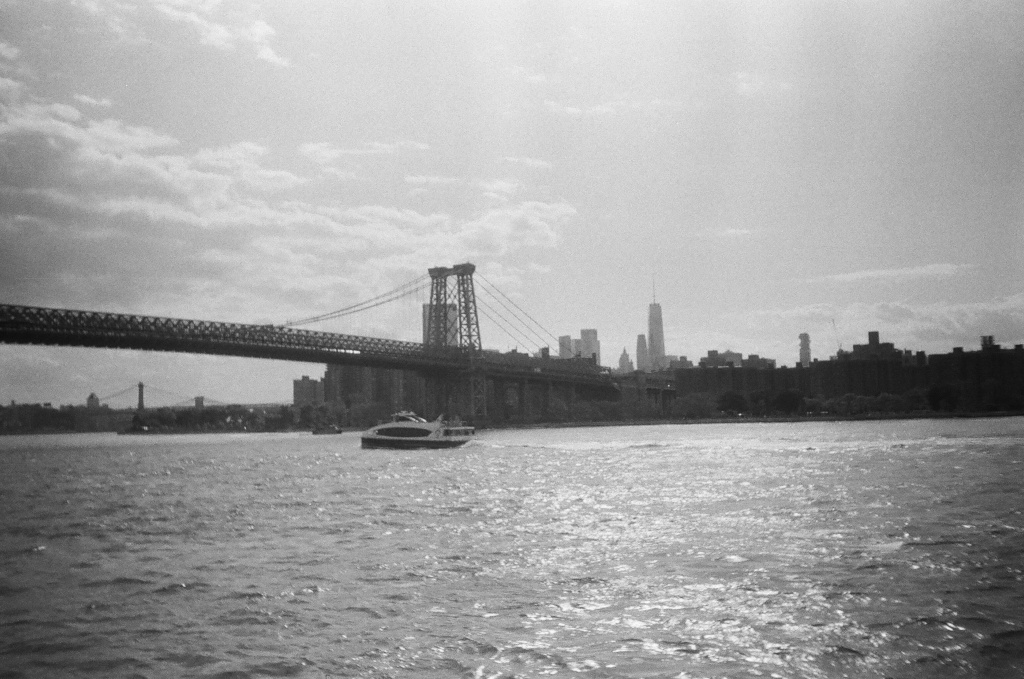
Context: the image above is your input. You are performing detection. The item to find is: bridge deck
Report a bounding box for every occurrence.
[0,304,615,388]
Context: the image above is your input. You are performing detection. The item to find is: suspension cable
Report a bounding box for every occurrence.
[477,304,532,353]
[97,385,138,401]
[476,275,557,349]
[145,384,203,402]
[476,295,540,352]
[284,275,431,326]
[483,274,561,345]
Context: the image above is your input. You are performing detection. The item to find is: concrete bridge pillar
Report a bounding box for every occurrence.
[492,378,511,424]
[518,380,530,422]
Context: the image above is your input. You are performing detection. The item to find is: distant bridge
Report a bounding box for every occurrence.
[0,264,618,421]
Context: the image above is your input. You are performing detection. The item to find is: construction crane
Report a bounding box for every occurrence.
[831,318,844,355]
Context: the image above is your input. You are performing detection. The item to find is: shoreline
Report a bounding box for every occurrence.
[4,410,1022,436]
[483,410,1024,431]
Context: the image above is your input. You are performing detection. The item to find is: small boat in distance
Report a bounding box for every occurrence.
[360,411,475,449]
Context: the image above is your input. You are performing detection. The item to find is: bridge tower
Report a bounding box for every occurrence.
[424,263,486,420]
[426,263,481,351]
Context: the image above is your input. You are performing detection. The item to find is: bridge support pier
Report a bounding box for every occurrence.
[469,369,487,422]
[518,380,530,422]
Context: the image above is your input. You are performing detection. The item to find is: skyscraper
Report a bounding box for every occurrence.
[558,335,573,358]
[648,303,666,370]
[636,334,650,372]
[799,333,811,367]
[422,303,458,346]
[618,348,634,373]
[580,329,600,365]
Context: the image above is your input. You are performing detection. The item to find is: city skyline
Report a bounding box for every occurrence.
[1,1,1022,405]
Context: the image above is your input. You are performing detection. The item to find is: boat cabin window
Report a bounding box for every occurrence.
[375,427,431,438]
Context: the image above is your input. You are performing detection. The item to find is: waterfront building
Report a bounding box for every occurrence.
[699,349,744,368]
[580,329,600,365]
[648,303,666,370]
[293,375,324,407]
[799,333,811,368]
[669,356,694,369]
[86,392,100,409]
[743,354,777,369]
[636,334,650,372]
[842,331,903,361]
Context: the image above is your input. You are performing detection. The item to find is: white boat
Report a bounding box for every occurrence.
[360,411,475,449]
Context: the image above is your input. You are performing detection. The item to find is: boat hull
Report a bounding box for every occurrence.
[360,436,471,449]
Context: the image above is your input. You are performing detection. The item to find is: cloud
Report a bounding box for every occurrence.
[67,0,289,66]
[462,201,574,255]
[155,6,289,65]
[0,42,20,61]
[74,94,113,108]
[1,102,178,153]
[477,179,519,203]
[0,100,315,313]
[254,44,288,67]
[300,140,430,161]
[818,263,971,284]
[299,141,431,182]
[299,142,344,165]
[405,175,461,186]
[1,96,573,333]
[544,98,689,119]
[545,100,584,117]
[323,167,359,181]
[504,156,552,170]
[0,77,22,100]
[193,141,305,192]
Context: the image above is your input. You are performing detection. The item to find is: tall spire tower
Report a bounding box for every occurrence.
[648,302,665,371]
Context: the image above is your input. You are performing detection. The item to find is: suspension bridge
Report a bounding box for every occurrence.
[0,263,618,422]
[92,383,232,410]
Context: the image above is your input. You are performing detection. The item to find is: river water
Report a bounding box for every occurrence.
[1,418,1023,678]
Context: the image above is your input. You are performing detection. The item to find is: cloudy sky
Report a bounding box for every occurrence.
[2,0,1022,407]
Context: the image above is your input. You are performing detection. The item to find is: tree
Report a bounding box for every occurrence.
[671,393,715,419]
[772,390,804,416]
[900,388,929,412]
[927,383,961,412]
[717,391,748,415]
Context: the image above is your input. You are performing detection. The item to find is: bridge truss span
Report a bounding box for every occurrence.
[0,304,470,371]
[1,263,621,422]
